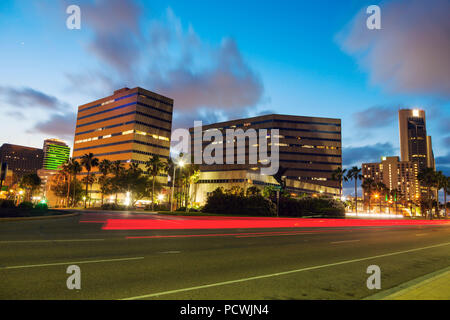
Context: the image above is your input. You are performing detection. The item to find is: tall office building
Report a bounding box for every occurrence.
[43,139,70,170]
[73,87,173,192]
[398,109,435,171]
[188,114,342,203]
[0,143,44,182]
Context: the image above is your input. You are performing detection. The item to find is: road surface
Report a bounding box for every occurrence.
[0,211,449,300]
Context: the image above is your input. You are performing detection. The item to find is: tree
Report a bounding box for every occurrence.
[362,178,376,212]
[417,168,437,219]
[390,188,400,214]
[110,160,124,204]
[246,186,261,196]
[346,166,362,213]
[181,161,200,210]
[19,173,41,202]
[331,167,348,197]
[98,159,112,205]
[373,182,387,213]
[65,158,82,207]
[436,171,448,219]
[145,155,167,211]
[80,153,99,208]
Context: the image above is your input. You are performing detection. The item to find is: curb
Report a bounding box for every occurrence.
[0,212,80,222]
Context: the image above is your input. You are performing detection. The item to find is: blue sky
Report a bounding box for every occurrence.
[0,0,449,186]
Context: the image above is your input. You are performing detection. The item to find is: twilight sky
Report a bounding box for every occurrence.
[0,0,449,191]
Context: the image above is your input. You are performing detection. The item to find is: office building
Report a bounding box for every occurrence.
[188,114,342,203]
[43,139,70,170]
[0,143,44,184]
[72,87,173,202]
[398,109,435,171]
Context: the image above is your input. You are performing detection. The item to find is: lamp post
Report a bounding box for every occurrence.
[170,159,185,212]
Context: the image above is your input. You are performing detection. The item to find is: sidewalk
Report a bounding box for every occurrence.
[366,266,450,300]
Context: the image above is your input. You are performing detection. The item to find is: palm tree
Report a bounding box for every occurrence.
[373,182,387,213]
[362,178,375,212]
[346,166,362,214]
[80,153,99,208]
[60,161,72,207]
[417,168,437,219]
[436,171,448,219]
[65,158,82,207]
[98,159,112,205]
[390,188,400,214]
[145,155,166,211]
[110,160,124,204]
[331,167,348,197]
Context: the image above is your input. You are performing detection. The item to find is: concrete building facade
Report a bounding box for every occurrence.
[72,87,173,203]
[187,114,342,203]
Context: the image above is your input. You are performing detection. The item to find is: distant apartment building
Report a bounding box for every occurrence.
[362,156,420,202]
[72,87,173,202]
[188,114,342,203]
[398,109,435,171]
[0,143,44,185]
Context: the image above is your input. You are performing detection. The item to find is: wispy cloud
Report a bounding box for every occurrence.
[353,105,397,129]
[66,2,264,115]
[28,112,77,142]
[337,0,450,98]
[0,86,69,111]
[343,142,396,167]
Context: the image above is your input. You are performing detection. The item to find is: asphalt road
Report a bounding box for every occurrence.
[0,211,449,300]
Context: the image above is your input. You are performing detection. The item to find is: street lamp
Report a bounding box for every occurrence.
[170,159,185,212]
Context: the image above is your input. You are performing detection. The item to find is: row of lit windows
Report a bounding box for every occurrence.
[75,130,169,144]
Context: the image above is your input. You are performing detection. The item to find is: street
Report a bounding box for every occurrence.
[0,211,449,300]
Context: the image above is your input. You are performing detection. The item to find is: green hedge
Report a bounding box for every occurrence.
[202,191,276,216]
[279,197,345,218]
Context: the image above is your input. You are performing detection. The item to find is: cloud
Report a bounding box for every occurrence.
[343,142,396,166]
[353,105,397,129]
[80,0,142,74]
[0,86,69,111]
[436,152,450,176]
[68,3,264,112]
[28,112,77,142]
[337,0,450,98]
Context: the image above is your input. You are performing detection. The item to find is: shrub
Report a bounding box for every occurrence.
[101,203,128,211]
[0,200,16,208]
[18,201,34,209]
[203,189,276,216]
[34,202,48,211]
[279,197,345,218]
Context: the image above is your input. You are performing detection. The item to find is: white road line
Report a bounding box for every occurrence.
[330,240,361,244]
[0,239,105,244]
[120,241,450,300]
[2,256,144,270]
[159,251,181,254]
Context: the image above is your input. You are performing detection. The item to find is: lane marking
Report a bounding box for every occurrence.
[415,233,428,236]
[120,241,450,300]
[2,256,144,270]
[0,239,105,244]
[159,251,181,254]
[330,240,361,244]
